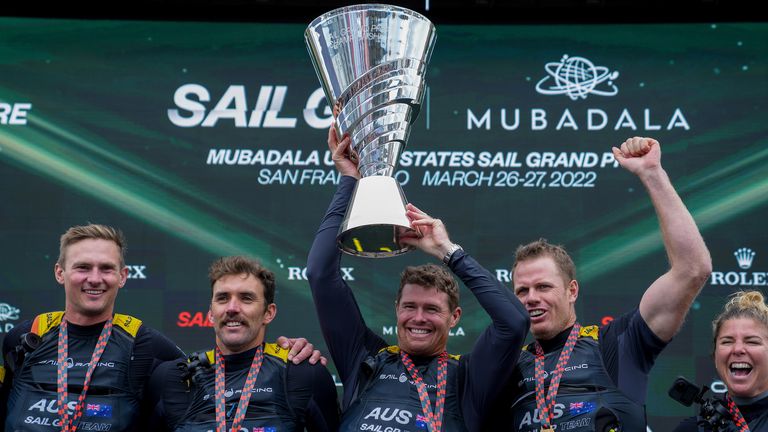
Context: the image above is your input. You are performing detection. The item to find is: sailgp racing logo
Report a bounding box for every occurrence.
[711,247,765,287]
[0,302,20,333]
[536,55,619,100]
[0,303,20,321]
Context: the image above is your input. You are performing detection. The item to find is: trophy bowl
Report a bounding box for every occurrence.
[306,4,436,257]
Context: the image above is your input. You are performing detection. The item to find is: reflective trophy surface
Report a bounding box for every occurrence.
[305,4,436,257]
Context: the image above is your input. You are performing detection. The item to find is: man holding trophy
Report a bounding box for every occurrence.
[305,5,530,431]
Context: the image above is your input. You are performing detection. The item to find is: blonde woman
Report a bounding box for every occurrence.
[675,290,768,431]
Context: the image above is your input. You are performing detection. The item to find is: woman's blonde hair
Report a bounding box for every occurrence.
[712,290,768,345]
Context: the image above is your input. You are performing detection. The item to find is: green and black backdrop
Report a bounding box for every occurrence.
[1,18,766,430]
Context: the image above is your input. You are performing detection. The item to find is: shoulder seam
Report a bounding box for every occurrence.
[113,313,143,337]
[579,324,599,341]
[32,311,64,336]
[264,343,289,363]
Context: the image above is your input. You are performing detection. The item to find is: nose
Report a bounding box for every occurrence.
[85,268,103,284]
[524,289,540,305]
[411,307,428,323]
[732,340,747,355]
[225,298,242,315]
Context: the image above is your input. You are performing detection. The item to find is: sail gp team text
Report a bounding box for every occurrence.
[208,149,619,188]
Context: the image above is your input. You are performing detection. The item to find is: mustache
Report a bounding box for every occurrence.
[214,315,249,326]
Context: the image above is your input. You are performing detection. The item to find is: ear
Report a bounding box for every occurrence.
[568,279,579,303]
[118,266,129,288]
[207,309,214,324]
[54,263,65,284]
[449,307,462,328]
[262,303,277,326]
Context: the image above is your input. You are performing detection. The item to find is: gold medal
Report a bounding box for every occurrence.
[540,427,555,432]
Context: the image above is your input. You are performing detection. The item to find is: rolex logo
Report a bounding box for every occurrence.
[734,248,755,270]
[711,248,765,287]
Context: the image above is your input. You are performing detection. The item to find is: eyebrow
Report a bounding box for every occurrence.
[72,261,117,268]
[213,290,259,297]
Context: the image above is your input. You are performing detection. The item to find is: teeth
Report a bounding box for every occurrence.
[410,329,429,334]
[225,322,242,327]
[85,290,104,295]
[529,310,544,317]
[730,362,753,377]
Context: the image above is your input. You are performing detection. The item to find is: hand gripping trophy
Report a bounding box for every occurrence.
[305,4,436,257]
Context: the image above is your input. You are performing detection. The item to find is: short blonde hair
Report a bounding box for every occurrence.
[512,238,576,283]
[58,224,126,267]
[712,290,768,345]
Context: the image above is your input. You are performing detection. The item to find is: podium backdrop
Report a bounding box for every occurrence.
[1,17,766,429]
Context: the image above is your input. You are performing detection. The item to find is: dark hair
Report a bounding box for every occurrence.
[397,263,459,311]
[208,256,276,306]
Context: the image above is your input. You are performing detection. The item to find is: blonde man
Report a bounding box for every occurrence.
[1,224,184,431]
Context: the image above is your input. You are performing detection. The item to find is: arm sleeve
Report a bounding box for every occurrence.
[306,177,387,387]
[452,251,530,431]
[146,359,189,432]
[600,308,667,404]
[286,362,341,432]
[132,326,186,428]
[0,320,32,423]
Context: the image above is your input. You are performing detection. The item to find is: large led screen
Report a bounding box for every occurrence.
[1,18,766,429]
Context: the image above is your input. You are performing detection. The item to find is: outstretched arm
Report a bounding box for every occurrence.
[306,126,384,385]
[614,137,712,342]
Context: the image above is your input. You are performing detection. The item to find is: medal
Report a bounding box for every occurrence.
[57,318,114,432]
[401,351,449,432]
[533,324,581,432]
[214,345,264,432]
[725,394,750,432]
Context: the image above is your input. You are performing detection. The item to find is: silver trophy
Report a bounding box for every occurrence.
[305,4,436,257]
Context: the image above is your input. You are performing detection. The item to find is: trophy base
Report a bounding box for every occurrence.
[338,176,414,258]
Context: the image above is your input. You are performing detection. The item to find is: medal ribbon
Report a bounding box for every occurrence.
[725,394,750,432]
[57,318,113,432]
[214,345,264,432]
[533,323,581,431]
[400,351,448,432]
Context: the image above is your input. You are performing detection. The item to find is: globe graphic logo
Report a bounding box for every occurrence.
[536,55,619,100]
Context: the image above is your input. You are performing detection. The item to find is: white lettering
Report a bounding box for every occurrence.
[463,108,689,132]
[201,85,248,127]
[287,267,354,281]
[500,108,520,130]
[587,109,607,130]
[262,86,297,128]
[614,109,637,130]
[531,109,547,130]
[644,108,662,130]
[0,103,32,125]
[467,108,491,130]
[303,87,333,129]
[556,108,578,130]
[667,108,690,130]
[167,84,209,127]
[496,269,511,282]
